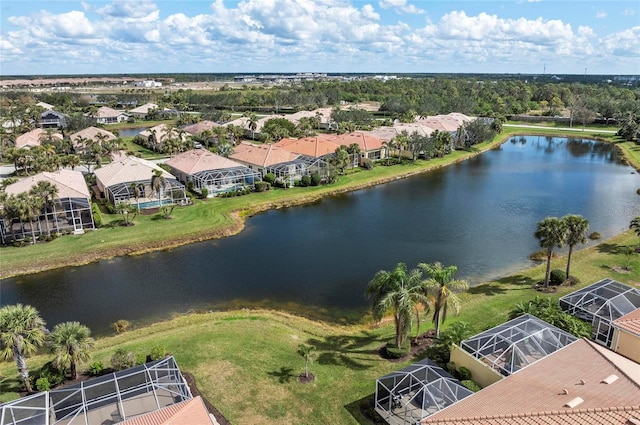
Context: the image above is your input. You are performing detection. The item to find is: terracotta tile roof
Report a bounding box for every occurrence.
[128,103,158,115]
[334,132,384,151]
[422,339,640,424]
[94,106,127,118]
[274,136,341,158]
[613,308,640,337]
[230,141,299,168]
[139,124,186,142]
[183,120,220,135]
[119,396,215,425]
[5,169,90,199]
[69,126,117,146]
[94,156,176,186]
[15,128,62,148]
[166,149,246,174]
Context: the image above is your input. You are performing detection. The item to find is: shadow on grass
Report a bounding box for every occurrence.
[597,243,624,255]
[344,393,387,425]
[306,330,385,371]
[468,275,536,297]
[266,366,295,384]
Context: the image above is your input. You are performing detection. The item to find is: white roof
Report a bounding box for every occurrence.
[94,156,176,187]
[5,169,90,199]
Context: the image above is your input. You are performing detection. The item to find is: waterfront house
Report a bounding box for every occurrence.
[91,106,130,124]
[69,126,117,151]
[15,128,63,149]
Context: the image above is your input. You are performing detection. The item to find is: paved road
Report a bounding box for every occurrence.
[504,123,617,133]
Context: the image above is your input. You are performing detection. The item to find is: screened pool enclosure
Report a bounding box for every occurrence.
[460,314,577,376]
[189,166,261,196]
[0,356,192,425]
[559,278,640,347]
[375,358,473,425]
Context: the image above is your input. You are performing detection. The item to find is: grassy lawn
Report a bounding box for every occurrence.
[2,125,633,279]
[1,230,638,423]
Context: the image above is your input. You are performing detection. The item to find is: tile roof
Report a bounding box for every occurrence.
[166,149,247,174]
[274,136,341,158]
[128,103,158,115]
[613,307,640,337]
[183,120,220,135]
[5,169,90,199]
[15,128,62,148]
[94,156,176,187]
[333,132,384,151]
[119,396,215,425]
[94,106,127,118]
[422,339,640,425]
[139,124,186,142]
[230,141,299,168]
[69,126,117,146]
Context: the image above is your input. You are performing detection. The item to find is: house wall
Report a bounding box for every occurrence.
[450,345,503,389]
[612,328,640,363]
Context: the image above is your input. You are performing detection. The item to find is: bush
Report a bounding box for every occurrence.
[384,343,410,359]
[36,377,51,392]
[300,175,312,187]
[254,181,270,192]
[461,379,482,392]
[361,158,374,170]
[88,361,104,376]
[457,366,472,381]
[112,319,131,334]
[528,250,548,261]
[135,353,147,365]
[589,232,601,240]
[310,172,322,186]
[111,348,136,371]
[549,269,566,286]
[263,173,276,184]
[200,188,209,199]
[149,345,167,361]
[37,361,65,387]
[91,202,103,228]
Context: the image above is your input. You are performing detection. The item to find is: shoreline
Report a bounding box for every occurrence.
[0,129,632,279]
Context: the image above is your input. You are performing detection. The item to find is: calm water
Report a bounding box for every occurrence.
[117,127,149,138]
[1,136,638,335]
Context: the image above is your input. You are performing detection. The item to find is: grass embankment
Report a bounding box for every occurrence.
[0,125,628,279]
[0,231,638,423]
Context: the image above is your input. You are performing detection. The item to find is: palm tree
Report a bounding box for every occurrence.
[150,169,167,207]
[630,216,640,247]
[246,112,258,140]
[562,214,589,278]
[366,263,427,348]
[297,344,316,379]
[534,217,568,290]
[48,321,95,380]
[419,262,468,338]
[0,304,47,393]
[29,181,59,236]
[15,192,44,242]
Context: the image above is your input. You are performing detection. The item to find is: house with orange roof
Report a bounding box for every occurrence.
[183,120,221,136]
[1,169,95,243]
[274,136,342,158]
[14,128,63,149]
[166,149,260,197]
[419,338,640,425]
[612,307,640,363]
[333,132,386,161]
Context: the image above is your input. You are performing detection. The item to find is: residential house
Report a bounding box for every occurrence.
[91,106,130,124]
[611,307,640,363]
[420,339,640,425]
[69,126,117,152]
[128,102,159,119]
[165,149,261,197]
[35,101,54,110]
[0,169,95,243]
[183,120,221,136]
[15,128,62,149]
[274,136,342,159]
[94,155,187,209]
[39,110,66,128]
[138,124,188,147]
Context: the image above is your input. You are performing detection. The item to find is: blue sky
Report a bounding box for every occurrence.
[0,0,638,75]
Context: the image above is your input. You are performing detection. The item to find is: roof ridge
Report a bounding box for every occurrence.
[582,339,640,387]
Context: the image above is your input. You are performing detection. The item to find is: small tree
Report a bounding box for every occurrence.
[630,216,640,247]
[562,214,589,278]
[534,217,568,291]
[297,344,316,379]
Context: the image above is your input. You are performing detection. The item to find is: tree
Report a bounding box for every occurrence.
[297,344,316,379]
[332,146,351,173]
[562,214,589,278]
[630,216,640,247]
[14,192,44,242]
[29,181,59,236]
[48,321,95,380]
[534,217,568,291]
[0,304,47,393]
[150,169,167,207]
[366,263,427,348]
[419,262,468,338]
[116,202,137,226]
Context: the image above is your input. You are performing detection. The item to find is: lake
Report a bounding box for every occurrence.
[1,136,638,335]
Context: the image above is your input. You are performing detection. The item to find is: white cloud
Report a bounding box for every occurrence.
[379,0,424,14]
[96,0,158,19]
[596,10,607,18]
[622,8,635,16]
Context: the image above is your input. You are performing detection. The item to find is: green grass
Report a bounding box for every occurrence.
[1,231,638,423]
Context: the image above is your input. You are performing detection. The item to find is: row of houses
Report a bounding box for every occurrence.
[376,278,640,425]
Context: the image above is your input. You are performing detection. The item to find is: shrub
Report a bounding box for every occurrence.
[528,250,548,261]
[36,377,51,392]
[457,367,472,381]
[549,269,566,286]
[589,232,601,240]
[361,158,374,170]
[91,202,103,228]
[149,345,167,361]
[88,361,104,376]
[200,188,209,199]
[111,348,136,371]
[461,379,482,392]
[37,361,65,387]
[112,319,131,334]
[254,181,270,192]
[263,173,276,184]
[300,175,311,187]
[384,343,409,359]
[135,353,147,365]
[310,172,322,186]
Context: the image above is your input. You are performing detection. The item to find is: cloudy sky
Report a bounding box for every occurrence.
[1,0,638,76]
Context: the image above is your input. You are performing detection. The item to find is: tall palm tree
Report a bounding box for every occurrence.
[150,169,167,207]
[562,214,589,278]
[29,181,59,236]
[15,192,44,242]
[0,304,47,393]
[630,216,640,247]
[366,263,427,348]
[534,217,568,290]
[48,321,95,380]
[419,262,468,337]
